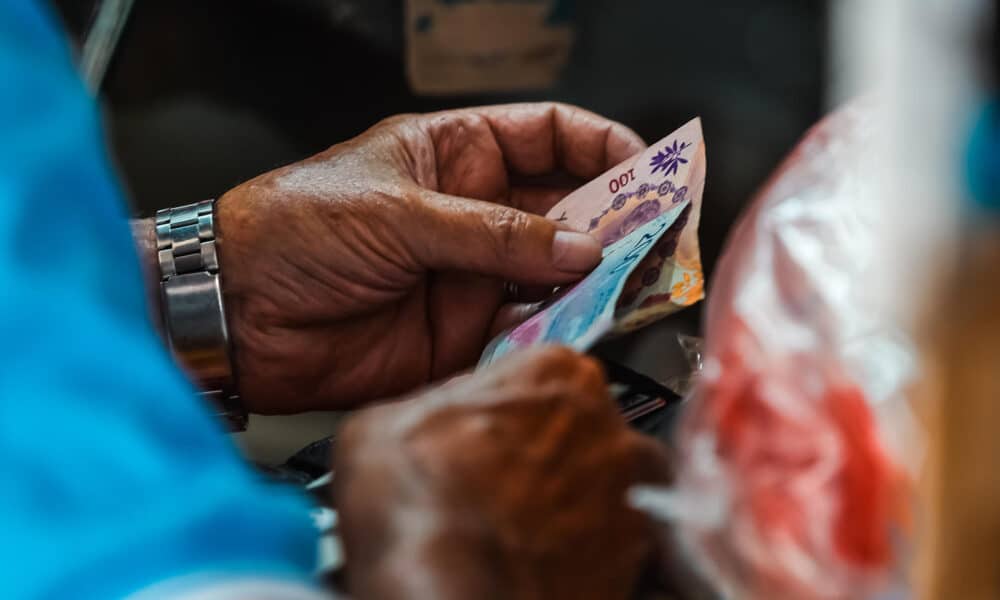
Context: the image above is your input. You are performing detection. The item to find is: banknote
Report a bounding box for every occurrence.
[479,200,691,367]
[546,118,706,332]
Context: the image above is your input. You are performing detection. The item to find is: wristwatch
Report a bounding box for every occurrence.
[156,200,248,431]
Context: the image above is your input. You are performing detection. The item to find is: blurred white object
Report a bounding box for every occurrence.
[633,3,995,598]
[80,0,135,93]
[635,102,918,600]
[830,0,988,318]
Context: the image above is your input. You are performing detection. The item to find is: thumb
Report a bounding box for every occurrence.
[410,191,602,285]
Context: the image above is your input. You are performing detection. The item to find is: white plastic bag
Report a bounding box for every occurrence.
[634,104,917,600]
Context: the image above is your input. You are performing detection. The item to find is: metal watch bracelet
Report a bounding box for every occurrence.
[156,199,247,431]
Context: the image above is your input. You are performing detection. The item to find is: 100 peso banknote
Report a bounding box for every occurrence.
[546,117,706,332]
[478,119,706,366]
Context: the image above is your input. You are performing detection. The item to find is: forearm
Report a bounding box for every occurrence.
[130,217,166,336]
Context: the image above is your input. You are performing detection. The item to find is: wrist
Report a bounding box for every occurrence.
[213,192,252,405]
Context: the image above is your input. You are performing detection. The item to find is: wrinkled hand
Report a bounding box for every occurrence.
[216,103,645,413]
[333,347,672,600]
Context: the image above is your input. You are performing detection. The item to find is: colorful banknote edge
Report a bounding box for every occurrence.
[614,144,706,332]
[544,118,706,332]
[478,200,690,368]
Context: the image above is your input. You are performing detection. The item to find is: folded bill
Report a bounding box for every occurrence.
[478,118,706,367]
[546,117,706,332]
[479,200,690,367]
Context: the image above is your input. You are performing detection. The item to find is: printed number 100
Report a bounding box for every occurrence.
[608,169,635,193]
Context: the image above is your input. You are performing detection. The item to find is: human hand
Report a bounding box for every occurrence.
[215,103,645,413]
[332,346,672,600]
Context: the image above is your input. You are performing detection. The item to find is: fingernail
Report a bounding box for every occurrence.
[552,231,602,272]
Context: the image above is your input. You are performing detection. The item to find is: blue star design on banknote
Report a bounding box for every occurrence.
[649,139,691,176]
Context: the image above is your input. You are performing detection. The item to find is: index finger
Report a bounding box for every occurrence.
[426,102,646,180]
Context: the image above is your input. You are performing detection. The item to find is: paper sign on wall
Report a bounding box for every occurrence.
[405,0,575,95]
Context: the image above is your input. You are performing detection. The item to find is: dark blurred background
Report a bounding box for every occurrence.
[51,0,827,454]
[52,0,827,286]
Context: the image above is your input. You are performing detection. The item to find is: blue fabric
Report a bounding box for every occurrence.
[0,2,318,598]
[966,99,1000,213]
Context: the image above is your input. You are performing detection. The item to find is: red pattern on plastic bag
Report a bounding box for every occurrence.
[674,104,911,600]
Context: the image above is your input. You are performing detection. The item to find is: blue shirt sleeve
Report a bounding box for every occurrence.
[0,2,319,598]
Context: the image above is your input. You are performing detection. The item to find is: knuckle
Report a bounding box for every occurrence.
[425,112,483,153]
[545,101,590,124]
[574,354,607,392]
[399,186,430,214]
[545,100,574,114]
[626,433,675,483]
[332,421,368,475]
[536,100,576,113]
[377,112,420,130]
[487,207,532,256]
[549,354,610,418]
[525,345,577,374]
[536,344,576,362]
[528,347,607,399]
[337,404,401,456]
[336,412,373,455]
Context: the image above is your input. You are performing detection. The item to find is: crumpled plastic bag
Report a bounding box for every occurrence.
[632,103,917,600]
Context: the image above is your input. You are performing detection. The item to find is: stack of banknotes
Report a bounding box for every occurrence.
[479,118,706,367]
